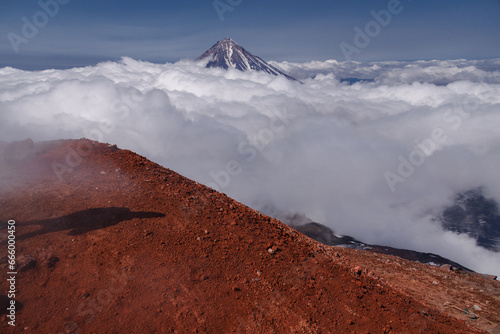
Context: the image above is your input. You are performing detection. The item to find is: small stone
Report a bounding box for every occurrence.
[473,305,482,311]
[267,248,275,255]
[18,255,37,272]
[481,273,497,280]
[440,264,452,271]
[47,254,59,268]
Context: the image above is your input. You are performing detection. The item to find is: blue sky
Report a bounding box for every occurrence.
[1,0,499,69]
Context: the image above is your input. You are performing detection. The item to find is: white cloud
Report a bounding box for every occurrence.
[1,57,500,276]
[272,58,500,85]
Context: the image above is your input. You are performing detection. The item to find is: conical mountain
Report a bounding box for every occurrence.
[197,38,298,81]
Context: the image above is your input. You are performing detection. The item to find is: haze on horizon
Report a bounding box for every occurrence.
[0,0,499,70]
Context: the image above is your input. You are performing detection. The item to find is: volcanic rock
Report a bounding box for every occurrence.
[0,139,497,333]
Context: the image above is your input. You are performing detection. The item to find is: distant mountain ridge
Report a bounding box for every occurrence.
[438,187,500,252]
[271,211,472,271]
[197,38,299,81]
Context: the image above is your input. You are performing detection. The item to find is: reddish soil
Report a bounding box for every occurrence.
[0,139,497,333]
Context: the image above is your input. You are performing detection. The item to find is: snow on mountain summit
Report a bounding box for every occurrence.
[197,38,298,81]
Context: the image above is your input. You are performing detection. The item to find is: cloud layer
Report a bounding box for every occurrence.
[1,57,500,275]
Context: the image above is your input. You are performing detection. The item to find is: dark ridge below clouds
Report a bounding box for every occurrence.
[1,57,500,275]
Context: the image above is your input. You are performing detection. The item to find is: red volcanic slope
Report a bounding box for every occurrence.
[0,139,494,333]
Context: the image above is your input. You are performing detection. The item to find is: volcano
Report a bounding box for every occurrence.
[197,38,299,81]
[0,139,498,333]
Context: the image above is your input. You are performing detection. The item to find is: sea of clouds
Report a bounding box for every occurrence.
[1,57,500,275]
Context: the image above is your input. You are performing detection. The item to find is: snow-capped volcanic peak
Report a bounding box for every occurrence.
[197,38,298,81]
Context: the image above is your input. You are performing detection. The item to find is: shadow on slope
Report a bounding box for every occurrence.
[2,207,165,242]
